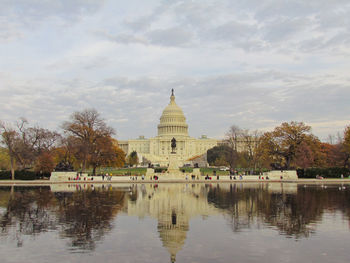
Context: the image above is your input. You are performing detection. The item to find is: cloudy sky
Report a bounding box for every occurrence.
[0,0,349,141]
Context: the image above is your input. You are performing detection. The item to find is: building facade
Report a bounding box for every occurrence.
[118,90,218,166]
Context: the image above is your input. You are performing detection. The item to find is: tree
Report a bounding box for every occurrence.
[114,146,126,168]
[53,136,79,169]
[0,147,11,170]
[19,125,60,169]
[260,121,312,169]
[127,151,139,167]
[294,141,315,169]
[1,119,60,178]
[210,127,263,170]
[62,109,115,171]
[241,129,263,170]
[35,152,55,174]
[342,126,350,168]
[89,136,126,175]
[225,125,242,152]
[207,145,231,166]
[0,121,18,179]
[214,155,229,167]
[224,125,242,168]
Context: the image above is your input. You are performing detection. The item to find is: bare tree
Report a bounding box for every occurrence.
[224,125,242,169]
[327,134,335,145]
[15,119,61,169]
[242,129,262,170]
[1,119,61,178]
[225,125,242,152]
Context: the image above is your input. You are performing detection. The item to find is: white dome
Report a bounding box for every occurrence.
[158,90,188,137]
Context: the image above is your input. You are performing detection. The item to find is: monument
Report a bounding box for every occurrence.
[118,90,218,167]
[171,137,176,153]
[168,136,180,174]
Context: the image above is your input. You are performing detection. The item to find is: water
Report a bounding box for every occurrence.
[1,183,350,263]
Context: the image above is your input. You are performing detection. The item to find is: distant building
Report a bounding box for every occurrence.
[118,90,218,166]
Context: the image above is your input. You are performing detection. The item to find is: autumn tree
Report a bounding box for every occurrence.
[34,152,55,173]
[342,126,350,168]
[11,118,38,169]
[260,121,313,169]
[21,126,60,170]
[114,146,126,168]
[89,136,125,175]
[0,121,18,179]
[294,140,316,169]
[62,109,115,171]
[52,136,79,169]
[127,151,139,167]
[1,119,60,177]
[4,118,60,170]
[19,121,60,171]
[0,147,11,170]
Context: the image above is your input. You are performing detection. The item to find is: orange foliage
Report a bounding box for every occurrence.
[35,152,55,173]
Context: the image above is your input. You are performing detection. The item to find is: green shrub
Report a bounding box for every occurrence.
[154,167,168,173]
[297,167,350,178]
[0,170,50,180]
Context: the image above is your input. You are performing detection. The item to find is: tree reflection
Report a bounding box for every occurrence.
[55,188,125,250]
[207,184,350,238]
[0,186,125,250]
[1,187,56,235]
[1,182,350,257]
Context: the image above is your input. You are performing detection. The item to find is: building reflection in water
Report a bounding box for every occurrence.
[126,182,350,262]
[1,183,350,262]
[127,183,220,263]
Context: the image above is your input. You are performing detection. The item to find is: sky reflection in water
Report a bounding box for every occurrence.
[1,183,350,263]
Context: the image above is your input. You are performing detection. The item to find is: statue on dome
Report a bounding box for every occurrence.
[171,137,177,153]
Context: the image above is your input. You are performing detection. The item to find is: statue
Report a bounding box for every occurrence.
[54,160,74,171]
[171,137,176,153]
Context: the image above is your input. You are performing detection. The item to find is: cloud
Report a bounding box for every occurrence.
[0,0,349,142]
[0,0,105,19]
[84,0,350,57]
[147,27,193,46]
[263,17,311,42]
[94,30,148,45]
[0,0,105,41]
[207,21,259,50]
[1,69,349,140]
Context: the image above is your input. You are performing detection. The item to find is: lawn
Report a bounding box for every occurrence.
[91,167,230,176]
[90,167,147,176]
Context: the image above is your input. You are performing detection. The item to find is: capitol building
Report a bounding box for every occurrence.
[118,90,218,166]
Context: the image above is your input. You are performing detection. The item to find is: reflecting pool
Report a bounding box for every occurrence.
[1,183,350,262]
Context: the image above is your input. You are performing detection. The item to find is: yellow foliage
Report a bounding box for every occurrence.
[0,147,11,170]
